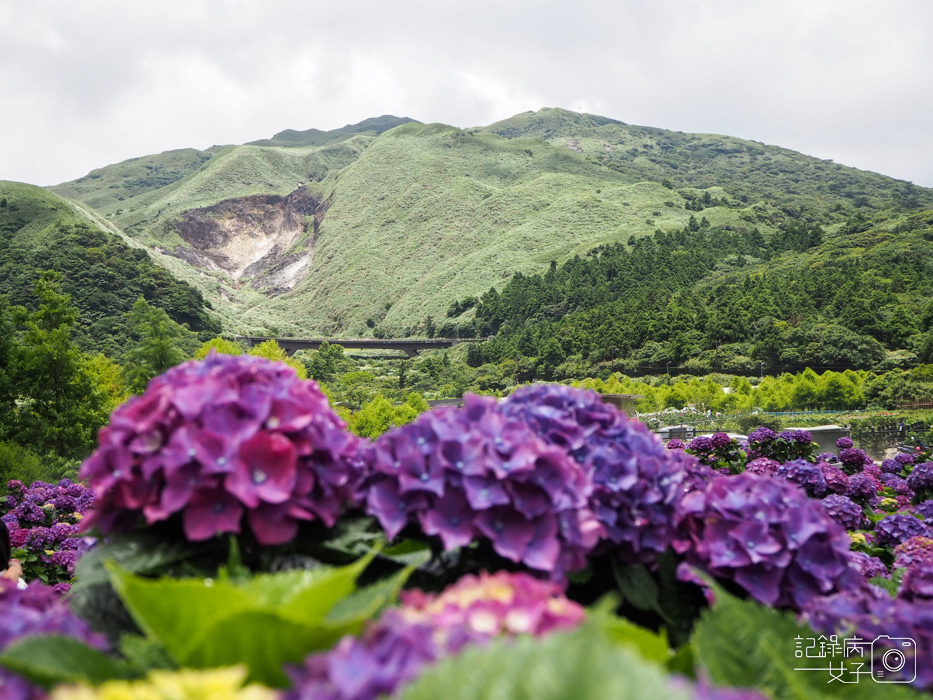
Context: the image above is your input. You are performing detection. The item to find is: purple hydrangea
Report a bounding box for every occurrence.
[848,550,889,580]
[499,384,701,565]
[804,587,933,690]
[881,459,902,475]
[894,536,933,569]
[914,500,933,521]
[666,439,686,450]
[710,432,732,449]
[673,473,860,610]
[285,571,585,700]
[817,463,849,495]
[836,436,854,449]
[908,462,933,493]
[874,514,932,548]
[838,448,870,474]
[846,474,880,505]
[362,393,602,578]
[688,436,714,452]
[817,452,839,464]
[80,352,362,546]
[0,580,107,699]
[896,452,916,466]
[777,460,827,497]
[744,458,780,477]
[821,495,866,531]
[900,559,933,602]
[747,427,776,444]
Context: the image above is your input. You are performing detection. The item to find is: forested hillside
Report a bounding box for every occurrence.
[458,208,933,378]
[0,181,220,356]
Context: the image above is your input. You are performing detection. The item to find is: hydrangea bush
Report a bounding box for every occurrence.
[79,352,362,546]
[0,479,95,585]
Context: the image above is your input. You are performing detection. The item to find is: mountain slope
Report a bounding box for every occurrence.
[48,109,933,338]
[246,114,419,148]
[0,181,220,356]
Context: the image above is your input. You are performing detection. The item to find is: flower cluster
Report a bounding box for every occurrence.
[900,559,933,602]
[285,571,585,700]
[908,462,933,499]
[1,479,95,585]
[847,551,888,581]
[0,580,107,700]
[804,587,933,690]
[686,433,746,475]
[821,495,865,531]
[499,384,701,564]
[673,473,860,610]
[874,514,931,548]
[776,460,826,498]
[894,536,933,569]
[80,352,362,546]
[362,393,601,578]
[745,428,815,463]
[838,448,872,475]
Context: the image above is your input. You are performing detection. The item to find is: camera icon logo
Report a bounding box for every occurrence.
[871,636,916,683]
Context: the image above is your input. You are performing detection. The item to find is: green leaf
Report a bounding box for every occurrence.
[0,634,132,689]
[611,561,666,619]
[594,613,671,664]
[107,562,255,662]
[325,562,418,627]
[399,619,692,700]
[71,531,203,592]
[183,609,346,687]
[693,589,925,700]
[117,634,177,674]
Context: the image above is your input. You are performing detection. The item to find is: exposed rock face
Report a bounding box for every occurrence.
[173,187,326,294]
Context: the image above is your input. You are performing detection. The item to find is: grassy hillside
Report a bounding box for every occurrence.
[0,181,220,356]
[246,115,419,148]
[48,109,933,338]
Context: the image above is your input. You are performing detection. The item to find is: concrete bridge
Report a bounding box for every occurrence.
[236,335,470,357]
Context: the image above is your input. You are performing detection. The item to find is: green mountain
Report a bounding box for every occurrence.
[46,109,933,343]
[0,181,220,357]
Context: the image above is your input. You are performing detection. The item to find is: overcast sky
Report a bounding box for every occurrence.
[2,0,932,188]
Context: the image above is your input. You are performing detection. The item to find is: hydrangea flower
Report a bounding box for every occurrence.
[896,452,916,466]
[874,514,931,548]
[0,580,107,700]
[777,460,826,497]
[913,500,933,521]
[666,439,686,450]
[821,495,865,531]
[836,436,854,449]
[285,571,585,700]
[688,436,714,452]
[908,462,933,496]
[804,587,933,690]
[817,463,849,495]
[80,352,362,546]
[848,550,888,580]
[673,473,859,610]
[881,459,902,475]
[817,452,839,464]
[362,393,602,578]
[746,428,814,463]
[894,536,933,570]
[710,432,732,449]
[499,384,700,565]
[900,559,933,602]
[838,448,871,474]
[846,474,880,505]
[744,458,779,477]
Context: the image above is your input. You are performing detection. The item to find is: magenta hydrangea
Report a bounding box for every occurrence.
[79,352,362,546]
[673,473,860,610]
[667,439,686,451]
[744,458,779,477]
[284,571,585,700]
[894,536,933,569]
[361,393,602,578]
[498,384,700,565]
[817,462,849,495]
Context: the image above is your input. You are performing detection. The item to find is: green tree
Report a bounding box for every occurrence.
[5,271,106,459]
[123,296,188,393]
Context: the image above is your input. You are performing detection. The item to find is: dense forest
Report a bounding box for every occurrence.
[454,208,933,380]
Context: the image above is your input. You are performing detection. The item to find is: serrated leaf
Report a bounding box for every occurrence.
[325,562,417,627]
[0,634,133,689]
[694,589,924,700]
[400,620,692,700]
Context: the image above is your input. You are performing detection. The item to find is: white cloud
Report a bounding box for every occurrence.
[1,0,931,187]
